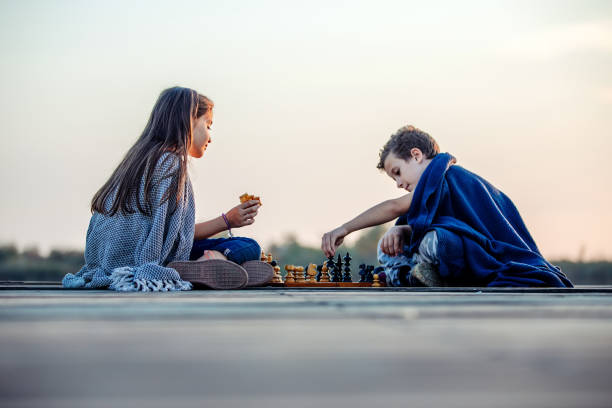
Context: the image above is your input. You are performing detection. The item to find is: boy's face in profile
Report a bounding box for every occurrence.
[383,149,431,193]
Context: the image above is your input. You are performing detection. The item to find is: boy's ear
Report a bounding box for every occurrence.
[410,148,424,162]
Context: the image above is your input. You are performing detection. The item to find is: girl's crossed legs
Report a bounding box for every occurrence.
[190,237,261,264]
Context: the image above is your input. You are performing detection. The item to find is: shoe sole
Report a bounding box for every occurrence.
[411,263,444,287]
[168,259,248,290]
[241,260,274,287]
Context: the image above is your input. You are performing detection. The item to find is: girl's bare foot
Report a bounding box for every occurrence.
[198,250,227,261]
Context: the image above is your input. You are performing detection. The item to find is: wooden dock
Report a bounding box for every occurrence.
[1,284,611,408]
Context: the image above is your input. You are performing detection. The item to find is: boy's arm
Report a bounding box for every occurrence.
[321,193,412,257]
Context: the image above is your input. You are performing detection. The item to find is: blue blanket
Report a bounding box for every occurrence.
[396,153,572,287]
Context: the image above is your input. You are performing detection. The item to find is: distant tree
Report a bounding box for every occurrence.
[22,246,41,260]
[269,234,322,268]
[48,249,84,267]
[0,245,18,263]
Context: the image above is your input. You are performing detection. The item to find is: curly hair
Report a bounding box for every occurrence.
[376,125,440,170]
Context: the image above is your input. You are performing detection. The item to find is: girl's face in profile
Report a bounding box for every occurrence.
[189,110,213,158]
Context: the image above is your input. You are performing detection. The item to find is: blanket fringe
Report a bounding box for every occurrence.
[109,267,192,292]
[62,273,85,289]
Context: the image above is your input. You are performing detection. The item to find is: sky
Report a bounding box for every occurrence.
[0,0,611,260]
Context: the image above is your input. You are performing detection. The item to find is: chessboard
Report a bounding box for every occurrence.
[261,252,386,288]
[271,282,375,288]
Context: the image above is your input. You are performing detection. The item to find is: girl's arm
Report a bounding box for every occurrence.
[194,200,261,240]
[194,216,229,240]
[321,193,413,257]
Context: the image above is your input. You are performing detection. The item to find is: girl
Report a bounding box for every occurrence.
[63,87,273,291]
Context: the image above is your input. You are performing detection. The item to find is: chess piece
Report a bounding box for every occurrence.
[327,256,335,270]
[290,265,297,282]
[284,265,295,283]
[272,265,283,283]
[291,265,299,282]
[266,253,273,263]
[335,254,344,282]
[306,264,318,283]
[320,262,331,282]
[366,265,374,283]
[372,273,382,287]
[295,266,305,283]
[327,256,336,282]
[316,264,323,282]
[358,264,366,283]
[260,251,266,261]
[342,252,352,282]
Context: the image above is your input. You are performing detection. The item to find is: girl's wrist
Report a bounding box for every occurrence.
[221,213,234,237]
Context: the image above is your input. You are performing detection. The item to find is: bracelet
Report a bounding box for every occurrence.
[221,213,234,237]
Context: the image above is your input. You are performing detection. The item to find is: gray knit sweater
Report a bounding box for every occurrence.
[63,153,195,291]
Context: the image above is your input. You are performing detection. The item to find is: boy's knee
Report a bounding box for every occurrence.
[416,230,439,265]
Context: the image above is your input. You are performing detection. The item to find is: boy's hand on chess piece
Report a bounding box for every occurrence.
[321,226,348,258]
[226,200,261,228]
[380,225,412,257]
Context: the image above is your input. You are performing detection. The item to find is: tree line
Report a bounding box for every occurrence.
[1,228,611,284]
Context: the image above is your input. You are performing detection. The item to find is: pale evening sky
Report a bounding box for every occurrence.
[0,0,611,260]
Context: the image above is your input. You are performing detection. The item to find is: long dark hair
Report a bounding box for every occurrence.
[91,87,213,216]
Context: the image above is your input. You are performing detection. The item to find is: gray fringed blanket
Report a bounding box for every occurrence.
[63,153,195,291]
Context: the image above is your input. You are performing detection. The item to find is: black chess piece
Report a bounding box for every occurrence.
[342,252,352,282]
[358,264,366,283]
[316,264,323,282]
[336,254,343,280]
[366,265,375,283]
[327,256,336,281]
[330,259,339,282]
[270,260,278,267]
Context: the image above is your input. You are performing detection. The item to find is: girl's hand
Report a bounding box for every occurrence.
[226,200,260,228]
[321,226,348,258]
[380,225,412,257]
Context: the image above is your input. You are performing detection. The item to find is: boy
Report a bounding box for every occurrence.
[321,126,572,287]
